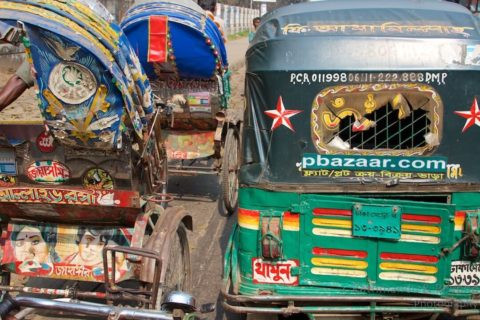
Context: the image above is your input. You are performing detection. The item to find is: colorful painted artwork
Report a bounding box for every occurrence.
[82,168,114,190]
[0,175,16,187]
[311,83,442,156]
[48,61,98,105]
[163,131,215,160]
[26,161,70,184]
[0,1,156,149]
[1,223,133,282]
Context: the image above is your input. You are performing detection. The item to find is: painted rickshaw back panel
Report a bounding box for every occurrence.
[229,0,480,314]
[121,0,228,161]
[0,0,158,284]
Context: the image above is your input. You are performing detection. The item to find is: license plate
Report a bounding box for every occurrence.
[448,261,480,286]
[0,148,16,175]
[352,204,401,240]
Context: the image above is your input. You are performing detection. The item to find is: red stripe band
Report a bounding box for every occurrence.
[238,208,260,217]
[313,208,352,217]
[380,252,439,264]
[402,214,441,224]
[313,248,368,259]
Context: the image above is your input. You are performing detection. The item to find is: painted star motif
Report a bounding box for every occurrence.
[455,98,480,133]
[264,96,302,132]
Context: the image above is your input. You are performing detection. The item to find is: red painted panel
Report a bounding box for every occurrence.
[148,16,168,62]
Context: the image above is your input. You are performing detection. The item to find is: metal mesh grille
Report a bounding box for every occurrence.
[338,104,430,150]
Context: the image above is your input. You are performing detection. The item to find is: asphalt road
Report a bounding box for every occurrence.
[170,55,248,319]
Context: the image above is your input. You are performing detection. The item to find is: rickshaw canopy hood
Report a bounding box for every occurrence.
[242,0,480,192]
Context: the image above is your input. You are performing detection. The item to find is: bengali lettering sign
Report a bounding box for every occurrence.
[27,161,70,184]
[448,261,480,287]
[252,258,299,285]
[0,188,125,207]
[282,23,474,38]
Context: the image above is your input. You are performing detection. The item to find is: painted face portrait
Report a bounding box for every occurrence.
[13,226,50,266]
[78,230,106,265]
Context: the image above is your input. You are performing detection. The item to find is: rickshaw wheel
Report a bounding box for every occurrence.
[222,127,240,215]
[154,222,191,310]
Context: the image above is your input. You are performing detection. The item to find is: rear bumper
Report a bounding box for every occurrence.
[222,280,480,317]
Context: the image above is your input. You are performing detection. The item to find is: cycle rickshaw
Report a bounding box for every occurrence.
[0,0,206,318]
[121,0,241,214]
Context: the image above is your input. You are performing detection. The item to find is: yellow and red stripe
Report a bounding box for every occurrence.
[312,218,351,229]
[313,208,351,217]
[311,247,368,278]
[283,212,300,231]
[238,208,260,230]
[454,211,466,231]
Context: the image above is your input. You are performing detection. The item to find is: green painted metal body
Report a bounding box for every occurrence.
[223,189,480,315]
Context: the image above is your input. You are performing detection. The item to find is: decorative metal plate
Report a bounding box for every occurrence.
[48,62,97,105]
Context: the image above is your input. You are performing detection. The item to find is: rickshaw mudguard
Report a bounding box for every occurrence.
[140,206,192,283]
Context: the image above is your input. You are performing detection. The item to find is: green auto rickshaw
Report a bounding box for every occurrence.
[223,0,480,318]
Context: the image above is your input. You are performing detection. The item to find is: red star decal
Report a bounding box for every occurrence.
[455,98,480,133]
[264,96,302,132]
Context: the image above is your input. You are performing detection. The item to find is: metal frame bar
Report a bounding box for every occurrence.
[103,245,163,307]
[12,297,174,320]
[222,280,480,316]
